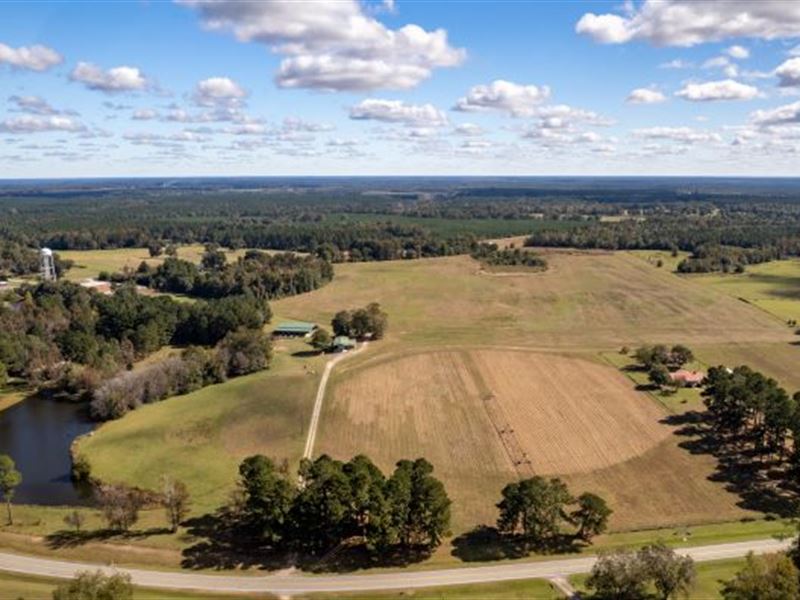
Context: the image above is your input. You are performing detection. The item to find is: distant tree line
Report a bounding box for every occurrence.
[676,244,779,274]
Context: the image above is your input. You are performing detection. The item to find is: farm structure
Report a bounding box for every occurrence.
[670,369,706,387]
[272,321,318,338]
[333,336,356,352]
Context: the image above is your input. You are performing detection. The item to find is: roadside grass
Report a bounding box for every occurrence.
[570,556,747,599]
[306,579,564,599]
[0,570,274,600]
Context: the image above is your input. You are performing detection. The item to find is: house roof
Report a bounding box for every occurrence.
[273,321,317,333]
[670,369,706,383]
[333,336,355,347]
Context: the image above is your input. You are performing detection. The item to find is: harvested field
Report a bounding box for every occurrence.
[318,349,743,530]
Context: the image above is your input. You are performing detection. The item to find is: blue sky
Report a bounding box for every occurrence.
[1,0,800,177]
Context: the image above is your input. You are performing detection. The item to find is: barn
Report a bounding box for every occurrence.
[272,321,318,338]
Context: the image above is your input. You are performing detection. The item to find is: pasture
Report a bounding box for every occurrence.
[79,341,326,515]
[689,258,800,323]
[273,251,793,350]
[58,245,250,282]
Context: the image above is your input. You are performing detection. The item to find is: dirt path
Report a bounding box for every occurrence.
[302,341,368,461]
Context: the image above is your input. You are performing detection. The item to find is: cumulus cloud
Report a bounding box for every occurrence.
[751,101,800,127]
[675,79,759,101]
[454,80,550,117]
[627,88,667,104]
[633,126,722,143]
[659,59,693,69]
[776,58,800,87]
[193,77,247,106]
[178,0,465,91]
[349,99,447,127]
[70,62,149,93]
[577,1,800,46]
[0,115,85,134]
[132,109,159,121]
[726,45,750,60]
[281,116,335,132]
[453,123,485,136]
[0,42,62,71]
[9,95,76,116]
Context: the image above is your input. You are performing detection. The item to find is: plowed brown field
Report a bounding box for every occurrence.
[318,349,753,531]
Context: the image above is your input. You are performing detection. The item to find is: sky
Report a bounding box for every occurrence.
[1,0,800,178]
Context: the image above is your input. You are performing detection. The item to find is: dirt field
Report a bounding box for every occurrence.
[273,251,793,350]
[319,349,749,531]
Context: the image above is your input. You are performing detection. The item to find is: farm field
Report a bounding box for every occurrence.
[689,258,800,323]
[58,245,250,282]
[319,349,753,531]
[273,251,793,350]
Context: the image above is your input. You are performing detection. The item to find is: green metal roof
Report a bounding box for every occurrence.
[333,336,355,346]
[273,321,317,333]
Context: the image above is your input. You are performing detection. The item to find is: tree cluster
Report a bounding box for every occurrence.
[90,328,272,420]
[52,570,133,600]
[586,543,695,600]
[331,303,388,340]
[136,249,334,301]
[496,476,612,549]
[236,454,451,555]
[471,244,547,269]
[677,244,775,274]
[703,365,800,461]
[721,551,800,599]
[632,344,695,389]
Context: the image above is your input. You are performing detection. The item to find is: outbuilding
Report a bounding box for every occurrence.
[272,321,318,338]
[332,336,356,352]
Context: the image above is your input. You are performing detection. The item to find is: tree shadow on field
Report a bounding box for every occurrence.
[46,527,171,549]
[664,411,799,518]
[450,525,584,563]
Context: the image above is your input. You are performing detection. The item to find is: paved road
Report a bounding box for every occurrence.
[0,538,790,595]
[302,341,368,460]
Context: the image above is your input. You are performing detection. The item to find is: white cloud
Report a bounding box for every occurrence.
[132,109,159,121]
[0,43,62,71]
[0,115,85,134]
[178,0,464,91]
[453,123,485,136]
[453,80,550,117]
[627,88,667,104]
[70,62,149,93]
[349,99,447,126]
[577,1,800,46]
[281,117,335,132]
[193,77,247,106]
[751,101,800,127]
[633,126,722,143]
[776,58,800,87]
[726,45,750,60]
[659,59,693,69]
[675,79,759,102]
[9,95,76,116]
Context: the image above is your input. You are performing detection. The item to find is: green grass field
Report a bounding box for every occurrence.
[58,245,250,282]
[688,258,800,324]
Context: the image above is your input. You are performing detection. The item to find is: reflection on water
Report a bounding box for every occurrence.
[0,397,95,505]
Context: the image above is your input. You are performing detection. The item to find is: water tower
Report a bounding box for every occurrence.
[40,248,57,282]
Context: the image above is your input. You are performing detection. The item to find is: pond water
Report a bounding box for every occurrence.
[0,397,94,505]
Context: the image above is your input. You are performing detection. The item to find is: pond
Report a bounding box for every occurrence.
[0,396,95,505]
